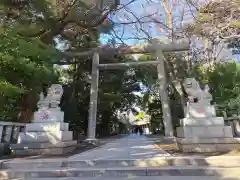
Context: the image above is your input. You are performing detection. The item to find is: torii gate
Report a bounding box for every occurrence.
[84,38,190,140]
[48,0,189,140]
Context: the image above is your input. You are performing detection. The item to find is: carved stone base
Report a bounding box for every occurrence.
[18,131,73,143]
[10,141,77,155]
[177,126,233,138]
[25,122,69,132]
[180,117,224,126]
[176,138,240,153]
[186,104,216,118]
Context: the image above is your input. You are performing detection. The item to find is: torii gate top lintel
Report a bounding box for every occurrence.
[65,38,190,59]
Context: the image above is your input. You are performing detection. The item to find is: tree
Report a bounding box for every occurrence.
[196,61,240,116]
[0,25,60,121]
[61,54,140,136]
[0,0,202,134]
[1,0,118,44]
[197,0,240,40]
[184,0,240,63]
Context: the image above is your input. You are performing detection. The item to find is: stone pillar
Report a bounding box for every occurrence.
[156,49,174,137]
[87,52,99,140]
[0,125,3,142]
[12,126,20,143]
[4,126,13,143]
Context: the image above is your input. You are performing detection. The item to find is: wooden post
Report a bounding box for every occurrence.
[87,52,99,140]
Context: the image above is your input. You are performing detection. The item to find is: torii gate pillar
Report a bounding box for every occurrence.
[156,49,174,137]
[87,52,99,141]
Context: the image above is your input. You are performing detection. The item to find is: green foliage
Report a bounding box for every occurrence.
[206,61,240,103]
[186,0,240,54]
[0,0,110,46]
[0,0,141,133]
[198,13,213,22]
[230,20,240,28]
[62,54,141,136]
[197,61,240,115]
[148,99,163,131]
[0,79,23,119]
[0,26,60,119]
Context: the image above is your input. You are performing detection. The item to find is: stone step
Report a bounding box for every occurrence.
[4,176,238,180]
[2,157,240,169]
[0,166,239,179]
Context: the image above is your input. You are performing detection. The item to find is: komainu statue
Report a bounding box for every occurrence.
[183,78,212,105]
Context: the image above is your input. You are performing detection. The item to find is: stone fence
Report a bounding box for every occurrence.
[224,117,240,137]
[0,115,238,156]
[0,121,26,156]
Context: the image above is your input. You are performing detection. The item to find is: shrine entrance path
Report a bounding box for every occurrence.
[69,135,170,160]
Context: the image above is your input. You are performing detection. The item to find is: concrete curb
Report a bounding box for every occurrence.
[5,177,238,180]
[1,156,240,169]
[1,167,239,178]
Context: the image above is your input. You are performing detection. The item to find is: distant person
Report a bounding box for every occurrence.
[139,126,143,135]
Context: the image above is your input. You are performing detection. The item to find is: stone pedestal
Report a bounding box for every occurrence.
[10,84,77,155]
[176,78,240,153]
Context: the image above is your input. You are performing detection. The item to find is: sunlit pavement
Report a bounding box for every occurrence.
[69,135,171,160]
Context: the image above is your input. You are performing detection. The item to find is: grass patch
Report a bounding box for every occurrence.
[153,142,180,154]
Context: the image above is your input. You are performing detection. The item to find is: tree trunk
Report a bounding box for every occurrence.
[17,91,38,123]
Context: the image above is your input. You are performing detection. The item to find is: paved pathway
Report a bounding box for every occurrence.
[69,135,170,160]
[1,135,240,179]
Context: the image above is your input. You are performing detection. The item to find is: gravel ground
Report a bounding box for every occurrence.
[147,135,240,157]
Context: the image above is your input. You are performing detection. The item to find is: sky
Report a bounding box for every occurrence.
[58,0,239,96]
[100,0,239,61]
[235,54,240,62]
[57,0,239,63]
[100,0,164,45]
[100,0,195,45]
